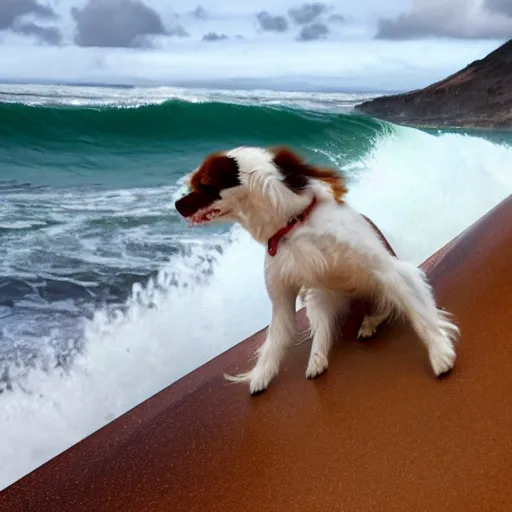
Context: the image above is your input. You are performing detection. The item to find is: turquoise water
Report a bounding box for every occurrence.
[1,83,512,491]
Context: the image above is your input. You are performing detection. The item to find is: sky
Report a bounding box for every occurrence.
[0,0,510,92]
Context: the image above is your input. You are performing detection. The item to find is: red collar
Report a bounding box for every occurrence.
[267,197,317,257]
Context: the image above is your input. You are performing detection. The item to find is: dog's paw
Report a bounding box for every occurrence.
[225,369,272,395]
[357,316,378,340]
[225,359,280,395]
[429,340,456,377]
[306,352,328,379]
[248,366,276,395]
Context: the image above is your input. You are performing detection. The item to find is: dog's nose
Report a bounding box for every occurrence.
[175,191,214,218]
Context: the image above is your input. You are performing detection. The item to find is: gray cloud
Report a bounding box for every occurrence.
[0,0,56,30]
[328,14,345,23]
[486,0,512,17]
[256,11,289,32]
[377,17,438,40]
[16,22,62,45]
[202,32,228,42]
[169,25,189,38]
[0,0,61,45]
[192,5,208,20]
[297,22,329,41]
[376,0,512,40]
[288,3,330,25]
[71,0,167,48]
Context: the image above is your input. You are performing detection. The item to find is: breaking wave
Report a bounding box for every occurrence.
[1,90,512,490]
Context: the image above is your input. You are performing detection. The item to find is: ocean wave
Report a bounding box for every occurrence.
[0,98,391,155]
[0,84,380,110]
[2,83,512,492]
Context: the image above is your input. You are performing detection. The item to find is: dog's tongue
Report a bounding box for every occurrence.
[175,191,215,218]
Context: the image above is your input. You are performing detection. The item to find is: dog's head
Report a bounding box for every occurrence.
[174,146,346,227]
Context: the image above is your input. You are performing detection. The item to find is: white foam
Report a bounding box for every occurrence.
[0,83,378,111]
[2,124,512,491]
[347,126,512,263]
[0,226,270,489]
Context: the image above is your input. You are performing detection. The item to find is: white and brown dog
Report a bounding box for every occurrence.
[175,146,459,395]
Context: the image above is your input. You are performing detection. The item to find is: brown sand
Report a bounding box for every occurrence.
[2,195,512,511]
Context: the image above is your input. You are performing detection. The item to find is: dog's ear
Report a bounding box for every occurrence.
[271,147,310,192]
[190,154,240,193]
[271,146,347,203]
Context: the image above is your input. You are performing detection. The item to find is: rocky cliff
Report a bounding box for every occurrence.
[355,39,512,128]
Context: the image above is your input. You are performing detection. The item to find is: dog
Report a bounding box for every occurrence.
[174,146,459,395]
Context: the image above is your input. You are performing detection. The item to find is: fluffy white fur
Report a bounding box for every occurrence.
[183,146,459,395]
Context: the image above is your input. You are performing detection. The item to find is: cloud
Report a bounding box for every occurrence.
[202,32,228,41]
[0,0,61,45]
[297,22,329,41]
[16,22,62,45]
[485,0,512,17]
[328,14,345,23]
[192,5,208,20]
[256,11,288,32]
[376,0,512,40]
[169,25,189,38]
[71,0,167,48]
[1,39,501,94]
[288,3,330,25]
[0,0,56,30]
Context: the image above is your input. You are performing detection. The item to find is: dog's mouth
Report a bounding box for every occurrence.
[175,191,229,226]
[187,206,229,225]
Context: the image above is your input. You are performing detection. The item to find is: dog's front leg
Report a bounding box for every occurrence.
[225,287,298,395]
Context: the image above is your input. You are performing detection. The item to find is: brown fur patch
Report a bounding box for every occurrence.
[190,153,240,195]
[271,146,347,203]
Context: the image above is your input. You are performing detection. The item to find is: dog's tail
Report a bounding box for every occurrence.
[223,371,252,383]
